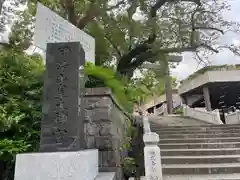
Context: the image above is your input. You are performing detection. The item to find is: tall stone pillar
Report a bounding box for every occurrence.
[40,42,85,152]
[203,86,212,111]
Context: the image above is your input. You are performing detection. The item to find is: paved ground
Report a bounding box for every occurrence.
[141,174,240,180]
[148,115,210,126]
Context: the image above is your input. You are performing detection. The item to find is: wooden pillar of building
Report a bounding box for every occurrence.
[203,86,212,111]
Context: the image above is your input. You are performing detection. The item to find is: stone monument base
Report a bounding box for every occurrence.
[14,149,98,180]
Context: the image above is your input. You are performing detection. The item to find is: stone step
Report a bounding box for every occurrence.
[161,148,240,156]
[163,163,240,175]
[161,155,240,164]
[151,123,240,178]
[150,124,240,129]
[152,128,240,134]
[163,173,240,180]
[150,125,240,131]
[159,137,240,144]
[158,132,240,139]
[140,173,240,179]
[95,172,116,180]
[159,142,240,149]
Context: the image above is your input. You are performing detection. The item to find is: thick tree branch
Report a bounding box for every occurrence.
[76,2,97,29]
[117,0,164,74]
[117,34,156,71]
[60,0,77,25]
[104,34,122,58]
[199,43,219,53]
[194,26,224,34]
[130,51,158,69]
[118,51,158,78]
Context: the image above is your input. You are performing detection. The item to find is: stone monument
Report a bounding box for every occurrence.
[13,42,100,180]
[40,41,85,152]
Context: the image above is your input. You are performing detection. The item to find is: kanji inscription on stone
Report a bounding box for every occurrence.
[39,42,85,152]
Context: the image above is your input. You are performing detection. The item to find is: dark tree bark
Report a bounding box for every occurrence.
[0,160,5,180]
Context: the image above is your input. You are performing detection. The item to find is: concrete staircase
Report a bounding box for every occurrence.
[150,122,240,179]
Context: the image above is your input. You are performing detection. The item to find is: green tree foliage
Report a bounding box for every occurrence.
[8,10,34,50]
[5,0,240,78]
[127,69,177,104]
[0,49,44,160]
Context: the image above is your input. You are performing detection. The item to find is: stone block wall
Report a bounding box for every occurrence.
[84,87,130,180]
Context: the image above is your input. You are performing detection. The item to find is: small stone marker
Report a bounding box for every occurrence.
[39,41,85,152]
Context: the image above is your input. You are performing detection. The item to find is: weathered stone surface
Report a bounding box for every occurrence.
[85,97,112,109]
[99,151,116,167]
[86,123,101,136]
[86,136,95,148]
[84,87,130,180]
[85,108,111,121]
[14,150,98,180]
[99,122,113,136]
[95,136,118,150]
[40,42,85,152]
[95,172,116,180]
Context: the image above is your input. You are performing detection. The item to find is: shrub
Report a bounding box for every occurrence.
[85,63,133,113]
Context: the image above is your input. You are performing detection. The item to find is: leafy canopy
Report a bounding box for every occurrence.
[0,49,44,160]
[5,0,240,78]
[128,69,177,104]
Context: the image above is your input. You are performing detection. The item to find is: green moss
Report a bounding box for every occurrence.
[180,64,240,84]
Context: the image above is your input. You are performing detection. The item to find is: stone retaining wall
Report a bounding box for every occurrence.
[84,87,130,180]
